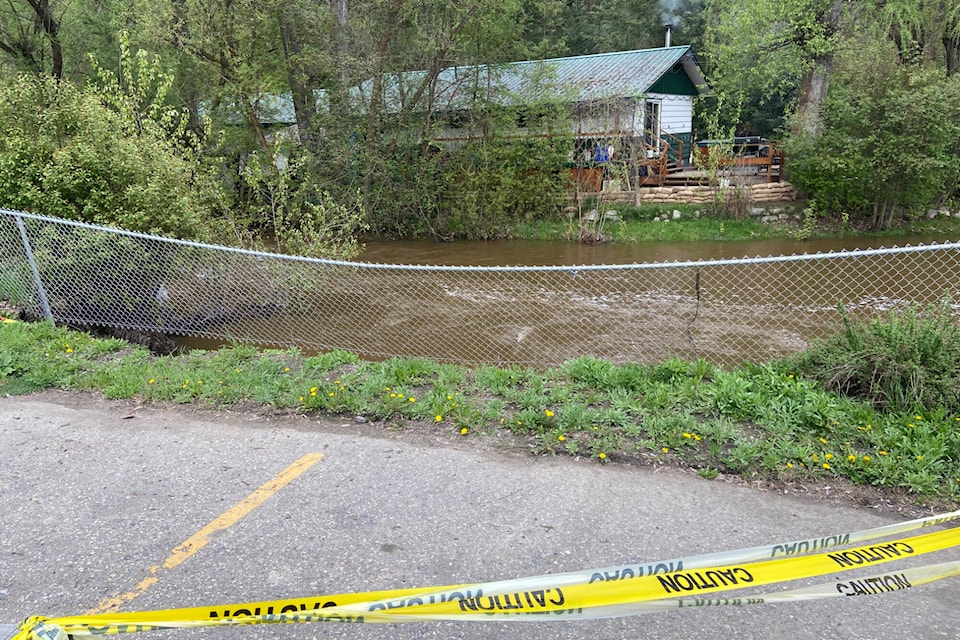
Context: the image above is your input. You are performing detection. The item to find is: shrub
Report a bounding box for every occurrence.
[787,302,960,413]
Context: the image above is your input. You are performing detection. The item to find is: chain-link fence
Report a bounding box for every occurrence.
[3,208,959,368]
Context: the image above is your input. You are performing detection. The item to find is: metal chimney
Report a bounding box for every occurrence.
[664,24,673,47]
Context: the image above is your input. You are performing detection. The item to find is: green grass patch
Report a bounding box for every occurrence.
[2,310,959,506]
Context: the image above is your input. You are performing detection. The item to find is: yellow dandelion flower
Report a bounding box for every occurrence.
[825,453,833,460]
[460,427,468,435]
[819,437,827,444]
[908,423,915,429]
[879,450,888,456]
[682,432,692,439]
[915,415,922,420]
[662,447,669,454]
[558,434,566,442]
[786,462,793,469]
[917,455,924,461]
[598,452,607,460]
[847,454,856,462]
[408,397,416,403]
[435,415,443,422]
[823,463,831,469]
[390,393,396,398]
[863,455,872,462]
[284,367,290,372]
[299,396,304,402]
[148,379,155,384]
[447,395,453,401]
[545,409,554,418]
[811,453,819,461]
[328,391,335,397]
[65,347,73,354]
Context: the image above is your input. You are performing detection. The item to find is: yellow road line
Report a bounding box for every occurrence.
[88,452,324,614]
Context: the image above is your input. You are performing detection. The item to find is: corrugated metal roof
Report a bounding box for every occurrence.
[226,46,707,123]
[388,46,706,112]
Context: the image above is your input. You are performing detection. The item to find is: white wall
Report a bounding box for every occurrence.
[647,93,693,134]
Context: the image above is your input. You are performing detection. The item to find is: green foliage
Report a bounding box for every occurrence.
[788,52,960,228]
[787,302,960,413]
[0,33,226,237]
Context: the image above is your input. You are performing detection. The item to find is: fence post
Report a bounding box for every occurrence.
[14,214,54,323]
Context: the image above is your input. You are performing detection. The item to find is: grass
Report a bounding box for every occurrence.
[3,307,960,509]
[507,205,960,243]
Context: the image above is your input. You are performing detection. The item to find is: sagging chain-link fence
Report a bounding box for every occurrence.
[3,208,960,368]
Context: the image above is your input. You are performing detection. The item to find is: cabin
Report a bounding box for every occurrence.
[229,42,782,190]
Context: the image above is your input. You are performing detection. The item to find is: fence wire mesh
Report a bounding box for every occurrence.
[3,208,959,368]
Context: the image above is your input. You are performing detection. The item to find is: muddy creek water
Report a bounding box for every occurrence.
[175,231,960,366]
[358,233,956,266]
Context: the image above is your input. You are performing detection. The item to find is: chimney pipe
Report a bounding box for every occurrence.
[664,24,673,48]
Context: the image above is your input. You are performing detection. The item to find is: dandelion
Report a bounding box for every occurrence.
[65,347,73,354]
[328,391,335,397]
[390,393,397,398]
[786,462,793,469]
[915,415,922,421]
[787,374,794,379]
[284,367,290,372]
[693,434,701,441]
[863,455,872,462]
[879,450,888,456]
[435,415,443,422]
[917,455,924,461]
[460,427,468,435]
[545,409,554,418]
[408,397,416,403]
[447,395,453,401]
[558,434,566,442]
[819,437,827,444]
[148,378,155,384]
[598,452,607,460]
[847,454,856,462]
[823,463,831,470]
[662,447,669,454]
[386,386,391,391]
[197,380,203,385]
[683,432,692,439]
[299,396,304,402]
[499,418,506,424]
[825,453,833,460]
[811,453,819,462]
[908,423,915,429]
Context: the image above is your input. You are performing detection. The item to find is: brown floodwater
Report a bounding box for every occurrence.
[175,233,960,367]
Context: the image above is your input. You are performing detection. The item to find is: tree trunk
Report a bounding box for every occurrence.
[945,35,960,76]
[27,0,62,78]
[792,57,833,138]
[790,0,845,139]
[279,10,317,148]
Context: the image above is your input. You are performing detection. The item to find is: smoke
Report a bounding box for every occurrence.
[660,0,683,25]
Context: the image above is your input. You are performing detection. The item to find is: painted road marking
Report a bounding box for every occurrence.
[87,453,324,614]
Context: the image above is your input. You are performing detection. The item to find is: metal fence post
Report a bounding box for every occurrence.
[14,213,54,323]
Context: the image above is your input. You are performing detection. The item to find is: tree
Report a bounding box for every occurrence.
[787,41,960,229]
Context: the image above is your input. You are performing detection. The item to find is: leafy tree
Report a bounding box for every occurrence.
[787,43,960,229]
[0,38,224,237]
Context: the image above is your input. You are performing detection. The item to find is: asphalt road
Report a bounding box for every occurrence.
[1,390,958,640]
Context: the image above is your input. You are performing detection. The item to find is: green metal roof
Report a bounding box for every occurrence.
[223,46,708,124]
[372,45,708,113]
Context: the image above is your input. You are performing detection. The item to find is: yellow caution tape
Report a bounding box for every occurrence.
[11,514,960,638]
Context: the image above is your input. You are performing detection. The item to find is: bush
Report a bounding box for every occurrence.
[786,48,960,230]
[787,302,960,413]
[0,57,224,238]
